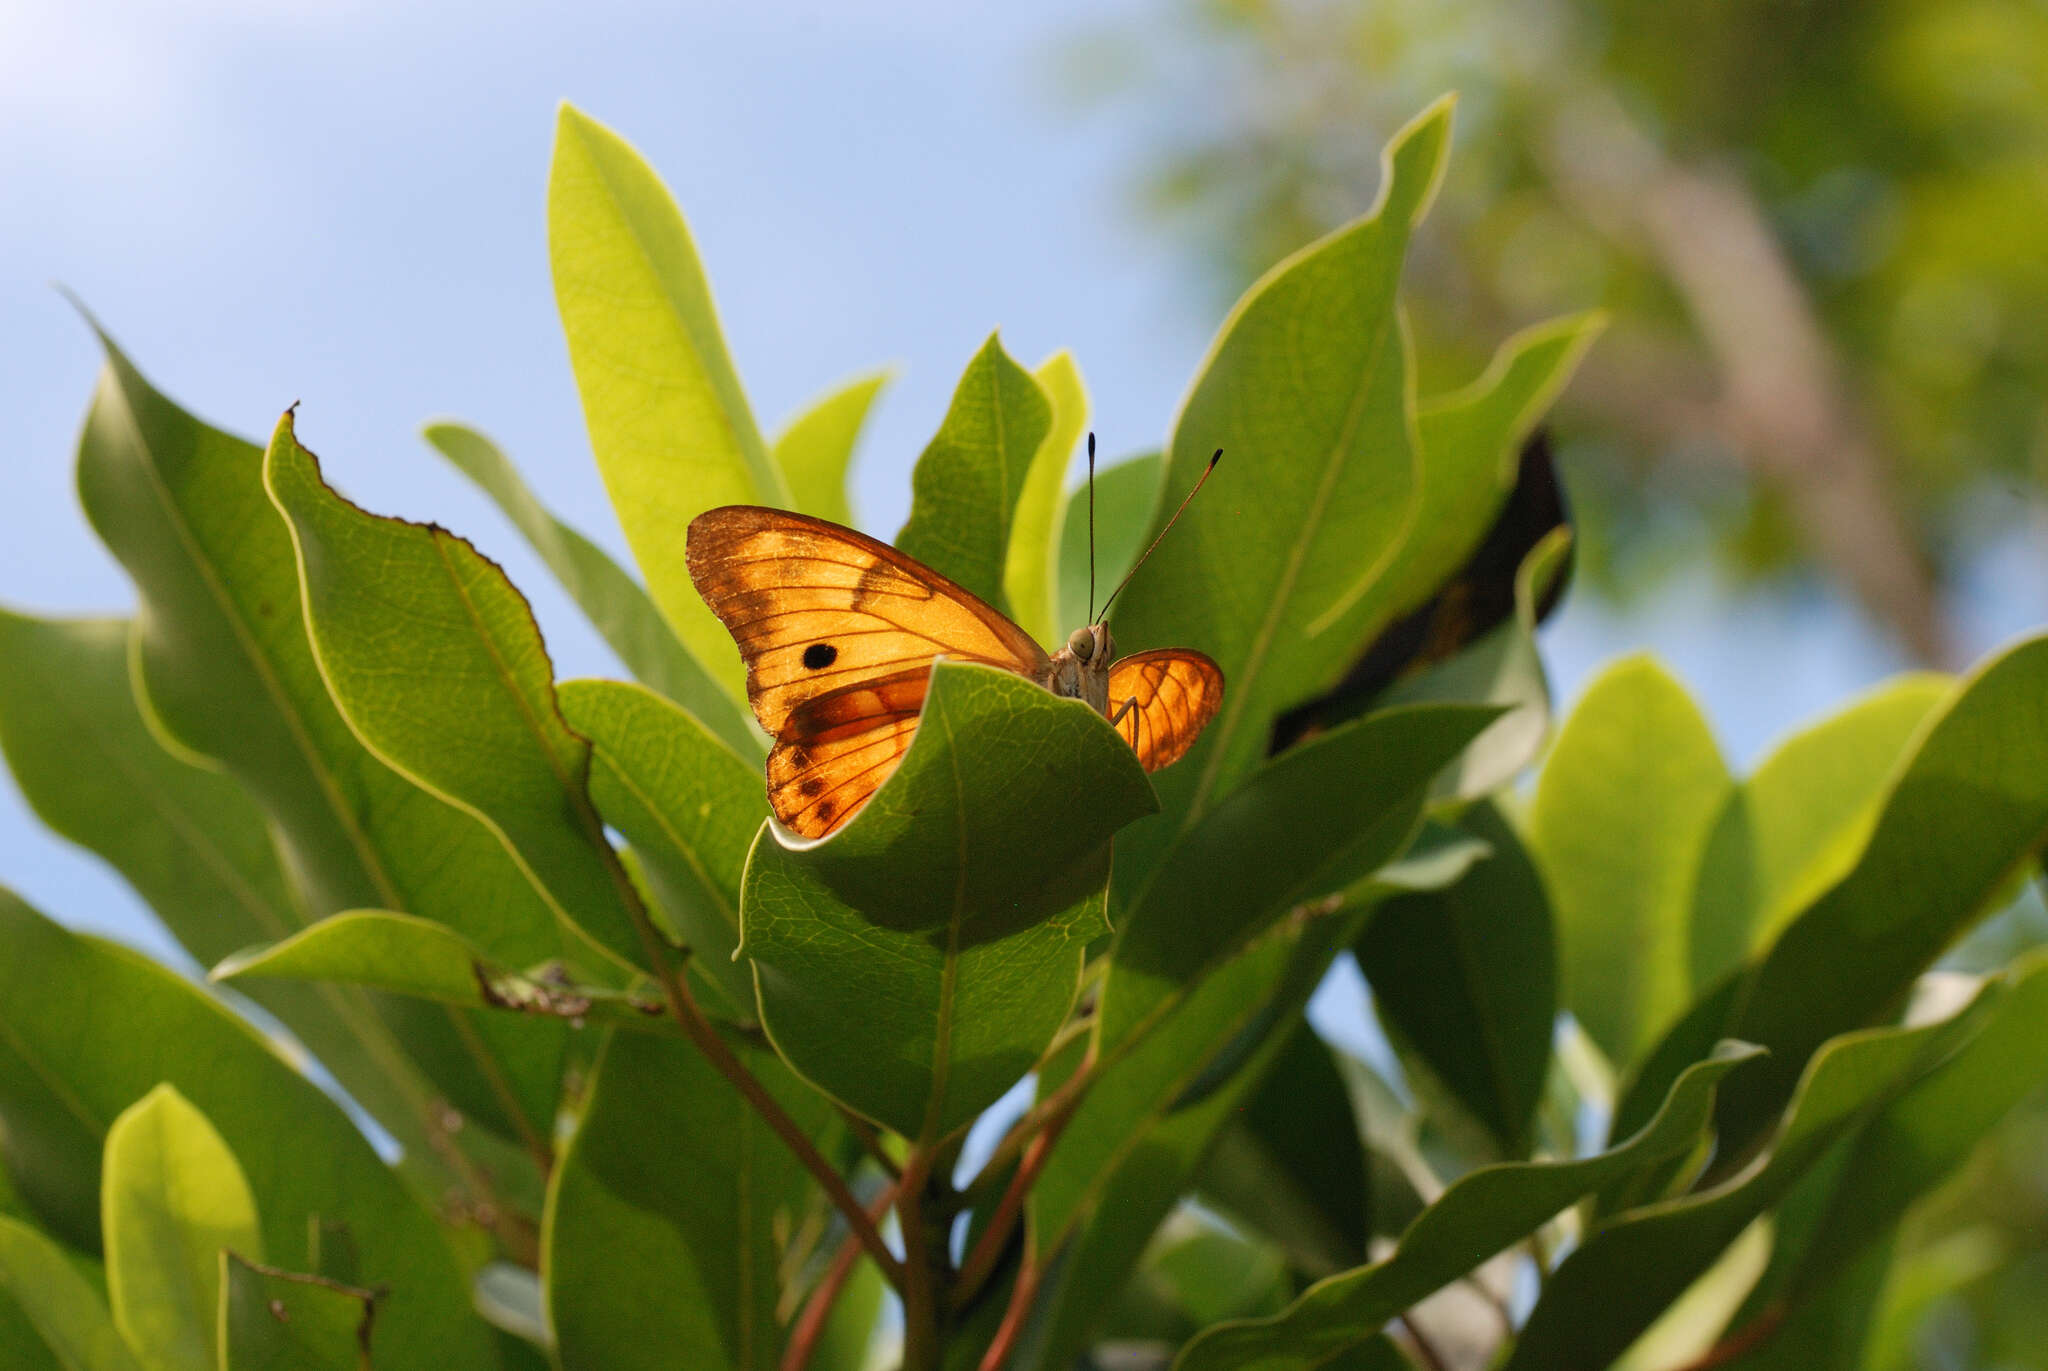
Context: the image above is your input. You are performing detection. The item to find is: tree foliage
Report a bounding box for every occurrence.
[0,96,2044,1371]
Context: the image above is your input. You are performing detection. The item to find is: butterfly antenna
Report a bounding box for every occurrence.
[1086,432,1098,623]
[1097,448,1222,625]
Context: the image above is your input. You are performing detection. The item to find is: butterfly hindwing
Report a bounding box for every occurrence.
[765,667,931,838]
[1108,649,1226,773]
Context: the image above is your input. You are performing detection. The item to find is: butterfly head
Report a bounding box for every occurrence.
[1050,622,1117,714]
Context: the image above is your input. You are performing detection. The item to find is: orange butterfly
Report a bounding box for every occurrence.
[686,449,1224,839]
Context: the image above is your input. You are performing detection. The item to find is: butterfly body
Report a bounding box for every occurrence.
[685,506,1223,839]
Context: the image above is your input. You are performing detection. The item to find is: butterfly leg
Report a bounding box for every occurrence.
[1108,696,1138,729]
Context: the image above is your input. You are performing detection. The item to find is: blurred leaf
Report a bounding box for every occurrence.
[425,422,759,758]
[218,1253,376,1371]
[1057,453,1158,635]
[472,1263,546,1350]
[1101,703,1501,1051]
[0,889,495,1368]
[1146,1216,1290,1327]
[770,370,888,530]
[1500,967,2035,1371]
[0,610,426,1151]
[1688,673,1952,991]
[547,103,786,700]
[739,660,1153,1140]
[1005,352,1089,647]
[1701,1233,1890,1371]
[894,334,1054,616]
[0,1217,140,1371]
[1530,654,1732,1066]
[102,1086,262,1371]
[212,911,667,1032]
[72,331,569,1156]
[544,1029,830,1371]
[1172,1044,1758,1371]
[265,411,643,976]
[1196,1022,1370,1277]
[1715,635,2048,1151]
[1105,101,1451,885]
[559,678,763,1017]
[1022,914,1357,1371]
[1863,1229,2007,1371]
[1356,800,1555,1158]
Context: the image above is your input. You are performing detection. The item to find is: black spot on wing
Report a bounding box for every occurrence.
[803,643,839,670]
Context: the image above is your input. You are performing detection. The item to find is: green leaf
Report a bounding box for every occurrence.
[1057,453,1157,635]
[1101,704,1502,1051]
[1355,800,1555,1158]
[1195,1022,1370,1277]
[212,911,668,1032]
[1378,527,1572,801]
[72,332,570,1159]
[894,334,1054,616]
[1743,951,2048,1326]
[544,1030,831,1371]
[263,410,644,975]
[1171,1045,1761,1371]
[1004,352,1090,647]
[1023,915,1358,1371]
[547,103,786,700]
[770,371,888,529]
[1529,654,1732,1067]
[0,1217,142,1371]
[102,1086,262,1371]
[0,889,495,1369]
[424,421,759,758]
[0,610,427,1151]
[218,1253,376,1371]
[1715,634,2048,1150]
[558,679,763,1017]
[1687,673,1951,990]
[738,660,1154,1140]
[1500,970,2025,1371]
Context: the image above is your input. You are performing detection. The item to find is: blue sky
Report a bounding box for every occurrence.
[2,0,2039,963]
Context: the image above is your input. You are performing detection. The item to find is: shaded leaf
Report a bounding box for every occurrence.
[72,331,568,1158]
[1356,800,1555,1158]
[0,889,494,1368]
[558,678,763,1017]
[1172,1045,1761,1371]
[425,421,759,757]
[218,1253,376,1371]
[548,103,786,699]
[1501,963,2038,1371]
[0,610,428,1148]
[894,334,1054,616]
[264,410,644,975]
[1102,703,1501,1051]
[544,1030,831,1371]
[739,661,1153,1140]
[1688,673,1951,990]
[1004,352,1089,647]
[0,1217,141,1371]
[102,1085,262,1371]
[771,371,888,530]
[1195,1022,1369,1276]
[1056,453,1158,636]
[213,911,668,1032]
[1529,654,1731,1066]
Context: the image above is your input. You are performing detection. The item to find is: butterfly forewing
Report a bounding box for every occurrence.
[1108,649,1226,773]
[686,506,1050,735]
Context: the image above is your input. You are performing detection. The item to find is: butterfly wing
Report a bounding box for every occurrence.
[765,667,930,838]
[686,506,1052,737]
[1107,649,1226,773]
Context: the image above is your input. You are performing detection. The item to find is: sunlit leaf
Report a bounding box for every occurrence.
[1005,352,1090,647]
[771,371,889,530]
[0,1217,140,1371]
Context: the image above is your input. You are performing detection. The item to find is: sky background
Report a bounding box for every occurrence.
[4,0,2043,971]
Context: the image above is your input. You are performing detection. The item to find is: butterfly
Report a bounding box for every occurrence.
[685,445,1225,839]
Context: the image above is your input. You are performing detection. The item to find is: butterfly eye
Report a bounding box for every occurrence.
[1066,627,1095,662]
